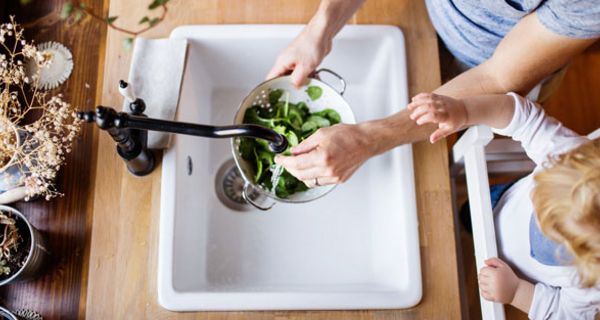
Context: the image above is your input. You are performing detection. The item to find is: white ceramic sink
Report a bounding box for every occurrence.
[159,25,421,311]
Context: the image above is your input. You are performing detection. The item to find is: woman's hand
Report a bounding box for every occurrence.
[478,257,521,304]
[266,0,366,87]
[274,124,374,186]
[407,92,468,143]
[266,23,332,88]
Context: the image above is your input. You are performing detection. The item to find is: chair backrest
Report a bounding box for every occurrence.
[452,125,506,320]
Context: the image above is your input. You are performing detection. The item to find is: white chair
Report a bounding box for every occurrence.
[451,125,600,320]
[453,125,506,320]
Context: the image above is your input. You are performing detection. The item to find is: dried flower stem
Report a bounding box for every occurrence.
[0,211,19,262]
[0,16,81,200]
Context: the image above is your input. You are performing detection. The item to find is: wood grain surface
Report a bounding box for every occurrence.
[0,0,107,319]
[1,1,597,319]
[85,0,463,319]
[543,46,600,136]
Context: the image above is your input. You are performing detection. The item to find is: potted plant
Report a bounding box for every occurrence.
[0,17,81,203]
[0,205,47,286]
[0,306,18,320]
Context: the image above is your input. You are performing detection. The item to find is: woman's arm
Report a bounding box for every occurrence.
[266,0,365,87]
[435,12,598,98]
[272,5,598,187]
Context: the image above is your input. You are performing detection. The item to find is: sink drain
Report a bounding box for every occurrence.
[215,158,259,211]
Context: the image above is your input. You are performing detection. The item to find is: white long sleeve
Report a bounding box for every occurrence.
[529,283,600,320]
[492,92,588,166]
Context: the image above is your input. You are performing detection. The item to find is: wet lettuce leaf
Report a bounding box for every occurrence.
[306,86,323,101]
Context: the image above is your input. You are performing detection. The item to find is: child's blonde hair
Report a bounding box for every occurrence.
[532,138,600,288]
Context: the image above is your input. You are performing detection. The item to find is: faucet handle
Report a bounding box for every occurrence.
[118,80,147,115]
[77,111,96,123]
[94,106,119,129]
[77,106,126,129]
[118,80,137,102]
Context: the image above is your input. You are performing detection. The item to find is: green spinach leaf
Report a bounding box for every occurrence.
[306,86,323,101]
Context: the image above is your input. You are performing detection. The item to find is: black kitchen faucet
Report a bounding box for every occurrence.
[77,80,288,176]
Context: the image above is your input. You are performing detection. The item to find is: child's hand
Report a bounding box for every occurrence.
[407,93,468,143]
[478,257,521,304]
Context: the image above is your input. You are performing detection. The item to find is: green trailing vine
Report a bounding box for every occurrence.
[59,0,171,49]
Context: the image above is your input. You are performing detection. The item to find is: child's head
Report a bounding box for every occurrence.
[532,138,600,288]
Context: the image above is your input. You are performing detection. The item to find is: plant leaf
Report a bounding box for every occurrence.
[314,108,341,125]
[60,2,74,20]
[148,17,161,27]
[285,131,299,147]
[106,16,119,24]
[73,9,84,22]
[253,149,263,182]
[139,16,150,24]
[305,86,323,101]
[301,120,317,133]
[306,115,330,128]
[239,138,255,161]
[268,89,283,105]
[122,37,134,51]
[148,0,168,10]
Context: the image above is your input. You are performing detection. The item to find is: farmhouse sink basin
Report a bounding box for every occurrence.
[158,25,421,311]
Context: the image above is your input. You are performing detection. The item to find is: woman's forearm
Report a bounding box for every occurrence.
[310,0,365,42]
[358,109,437,156]
[359,93,515,156]
[434,61,519,98]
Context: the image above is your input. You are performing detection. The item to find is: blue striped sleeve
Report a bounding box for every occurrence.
[537,0,600,39]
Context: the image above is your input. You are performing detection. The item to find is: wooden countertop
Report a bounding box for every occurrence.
[86,0,463,318]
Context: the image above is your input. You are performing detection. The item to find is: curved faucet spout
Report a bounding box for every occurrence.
[78,106,289,153]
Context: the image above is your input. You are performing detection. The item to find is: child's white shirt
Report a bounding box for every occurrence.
[491,93,599,319]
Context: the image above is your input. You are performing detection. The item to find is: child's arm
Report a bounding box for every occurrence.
[408,92,588,166]
[480,257,600,319]
[529,282,600,319]
[407,93,515,143]
[478,257,534,313]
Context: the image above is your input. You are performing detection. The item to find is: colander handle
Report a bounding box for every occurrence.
[314,68,346,96]
[242,183,275,211]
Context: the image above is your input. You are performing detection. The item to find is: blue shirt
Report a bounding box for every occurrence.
[425,0,600,67]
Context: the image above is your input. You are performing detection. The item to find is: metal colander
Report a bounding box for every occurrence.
[231,69,356,210]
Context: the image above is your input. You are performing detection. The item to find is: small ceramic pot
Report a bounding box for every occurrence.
[0,205,48,286]
[0,306,18,320]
